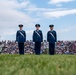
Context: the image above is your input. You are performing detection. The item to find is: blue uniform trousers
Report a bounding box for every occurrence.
[35,42,41,55]
[49,43,55,55]
[18,43,24,55]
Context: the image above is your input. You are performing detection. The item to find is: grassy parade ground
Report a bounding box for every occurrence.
[0,54,76,75]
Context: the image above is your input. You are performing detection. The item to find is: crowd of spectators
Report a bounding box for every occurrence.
[0,40,76,54]
[55,41,76,54]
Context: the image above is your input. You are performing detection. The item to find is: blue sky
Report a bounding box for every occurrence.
[0,0,76,41]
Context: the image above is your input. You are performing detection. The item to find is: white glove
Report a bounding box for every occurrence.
[33,42,35,44]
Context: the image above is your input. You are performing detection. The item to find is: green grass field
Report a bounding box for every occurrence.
[0,55,76,75]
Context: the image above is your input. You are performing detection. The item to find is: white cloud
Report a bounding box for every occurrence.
[25,7,66,12]
[0,0,38,40]
[0,0,30,11]
[42,9,76,18]
[57,26,76,34]
[56,4,62,7]
[57,25,76,40]
[48,0,73,4]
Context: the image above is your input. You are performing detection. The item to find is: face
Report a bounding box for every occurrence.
[50,27,54,30]
[19,27,23,30]
[36,26,40,30]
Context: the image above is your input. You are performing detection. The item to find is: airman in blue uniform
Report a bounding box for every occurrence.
[47,25,57,55]
[33,24,43,55]
[16,24,26,55]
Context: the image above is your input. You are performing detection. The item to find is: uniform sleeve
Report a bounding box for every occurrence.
[55,31,57,42]
[41,31,43,42]
[47,32,49,42]
[24,31,26,42]
[33,31,35,42]
[16,31,18,42]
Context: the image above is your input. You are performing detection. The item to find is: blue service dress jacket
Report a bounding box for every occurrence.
[33,30,43,42]
[16,30,26,43]
[47,30,57,44]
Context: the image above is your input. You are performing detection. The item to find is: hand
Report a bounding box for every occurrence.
[41,42,43,44]
[33,42,35,44]
[41,42,43,45]
[55,42,57,44]
[15,41,18,44]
